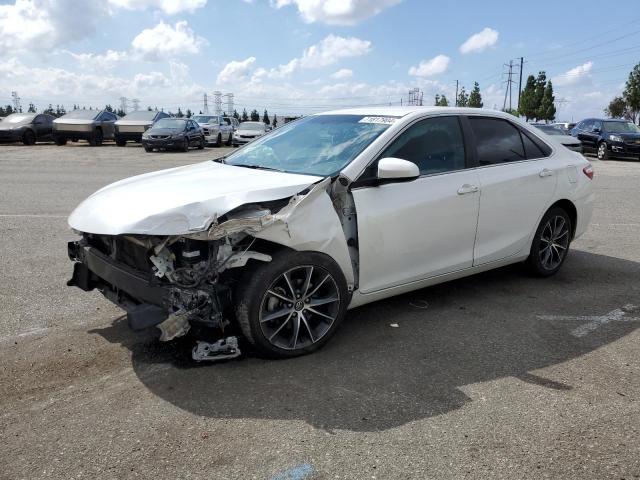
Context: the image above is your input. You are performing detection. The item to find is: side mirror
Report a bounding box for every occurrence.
[377,157,419,180]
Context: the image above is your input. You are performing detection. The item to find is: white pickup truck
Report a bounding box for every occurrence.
[191,114,233,147]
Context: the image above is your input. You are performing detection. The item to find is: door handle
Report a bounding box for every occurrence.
[457,184,479,195]
[539,168,554,178]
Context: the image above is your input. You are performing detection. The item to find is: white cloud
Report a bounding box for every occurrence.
[553,61,593,86]
[0,0,107,52]
[107,0,207,14]
[131,21,207,60]
[260,34,371,79]
[68,50,129,70]
[331,68,353,80]
[217,57,257,84]
[459,27,499,54]
[408,55,450,77]
[272,0,401,25]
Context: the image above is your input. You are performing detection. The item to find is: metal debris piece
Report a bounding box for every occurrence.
[192,336,241,362]
[157,311,190,341]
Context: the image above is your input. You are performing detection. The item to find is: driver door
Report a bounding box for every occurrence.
[352,116,480,294]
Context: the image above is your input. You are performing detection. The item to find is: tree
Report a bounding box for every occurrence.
[538,80,556,122]
[250,109,260,121]
[262,109,270,125]
[518,75,537,121]
[185,108,192,118]
[176,107,184,118]
[27,103,36,113]
[241,108,249,121]
[605,96,628,118]
[272,115,278,128]
[456,86,469,107]
[623,63,640,123]
[533,71,547,120]
[116,108,125,117]
[468,82,483,108]
[104,104,114,113]
[233,109,240,120]
[434,94,449,106]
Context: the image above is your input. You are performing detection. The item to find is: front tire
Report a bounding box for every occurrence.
[215,133,222,147]
[226,132,232,146]
[182,138,189,152]
[235,250,348,358]
[89,129,103,147]
[144,145,153,152]
[115,137,126,147]
[198,136,205,149]
[527,207,572,277]
[55,137,67,146]
[597,141,609,160]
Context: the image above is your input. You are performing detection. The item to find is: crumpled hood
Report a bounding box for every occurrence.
[68,161,322,235]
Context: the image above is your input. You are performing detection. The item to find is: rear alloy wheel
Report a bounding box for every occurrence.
[527,207,572,277]
[236,250,348,358]
[22,130,36,145]
[597,142,609,160]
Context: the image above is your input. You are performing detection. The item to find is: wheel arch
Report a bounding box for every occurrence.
[547,199,577,240]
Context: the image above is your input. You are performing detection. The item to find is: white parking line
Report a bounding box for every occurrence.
[537,304,640,337]
[0,214,66,218]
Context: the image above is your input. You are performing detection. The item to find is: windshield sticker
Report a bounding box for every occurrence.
[359,116,398,125]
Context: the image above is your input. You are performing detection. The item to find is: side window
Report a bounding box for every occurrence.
[469,117,525,165]
[593,120,603,131]
[379,116,466,175]
[582,120,594,131]
[521,131,545,159]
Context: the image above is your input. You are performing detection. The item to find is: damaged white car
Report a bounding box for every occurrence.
[67,107,594,360]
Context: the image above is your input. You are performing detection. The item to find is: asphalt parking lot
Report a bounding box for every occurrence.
[1,142,639,479]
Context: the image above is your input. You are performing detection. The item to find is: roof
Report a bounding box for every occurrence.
[317,106,519,119]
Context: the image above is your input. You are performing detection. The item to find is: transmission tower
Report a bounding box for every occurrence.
[119,96,128,115]
[502,61,516,112]
[213,91,222,115]
[224,93,234,116]
[203,93,209,114]
[408,88,423,106]
[131,98,140,111]
[11,91,21,112]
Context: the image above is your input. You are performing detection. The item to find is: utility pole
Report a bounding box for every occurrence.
[11,91,21,112]
[119,96,128,115]
[203,93,209,114]
[213,91,222,116]
[131,98,140,111]
[455,80,459,107]
[223,93,234,116]
[517,57,524,111]
[502,61,516,112]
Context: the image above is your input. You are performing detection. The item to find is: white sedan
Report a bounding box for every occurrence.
[67,107,594,359]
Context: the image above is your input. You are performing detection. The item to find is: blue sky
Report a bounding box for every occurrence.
[1,0,638,121]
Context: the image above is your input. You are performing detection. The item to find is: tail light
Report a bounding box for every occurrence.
[582,164,594,180]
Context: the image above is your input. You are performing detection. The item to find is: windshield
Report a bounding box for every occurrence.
[535,125,565,136]
[62,109,100,120]
[603,121,640,134]
[225,114,395,176]
[192,115,217,124]
[3,113,35,124]
[152,118,187,130]
[123,110,157,121]
[240,122,266,131]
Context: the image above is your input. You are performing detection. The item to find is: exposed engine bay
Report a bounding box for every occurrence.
[67,177,359,361]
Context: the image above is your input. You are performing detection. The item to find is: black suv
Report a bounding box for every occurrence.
[571,118,640,160]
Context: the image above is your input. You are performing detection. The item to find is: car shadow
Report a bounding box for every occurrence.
[91,250,640,432]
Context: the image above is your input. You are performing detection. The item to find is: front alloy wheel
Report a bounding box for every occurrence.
[236,250,348,358]
[597,142,609,160]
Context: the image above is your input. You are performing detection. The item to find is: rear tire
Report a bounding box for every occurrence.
[115,137,126,147]
[198,136,205,149]
[89,129,103,147]
[226,132,232,146]
[55,137,67,146]
[22,130,36,145]
[527,207,572,277]
[182,138,189,152]
[235,250,349,358]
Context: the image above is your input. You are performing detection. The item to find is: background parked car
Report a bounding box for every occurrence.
[551,122,576,133]
[141,117,205,152]
[53,109,118,146]
[224,116,240,131]
[0,112,55,145]
[233,121,270,146]
[191,114,233,147]
[114,110,170,146]
[571,118,640,160]
[534,124,583,153]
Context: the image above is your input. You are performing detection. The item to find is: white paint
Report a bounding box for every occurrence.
[537,304,640,337]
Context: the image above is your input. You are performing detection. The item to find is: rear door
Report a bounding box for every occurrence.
[353,115,481,293]
[468,117,558,265]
